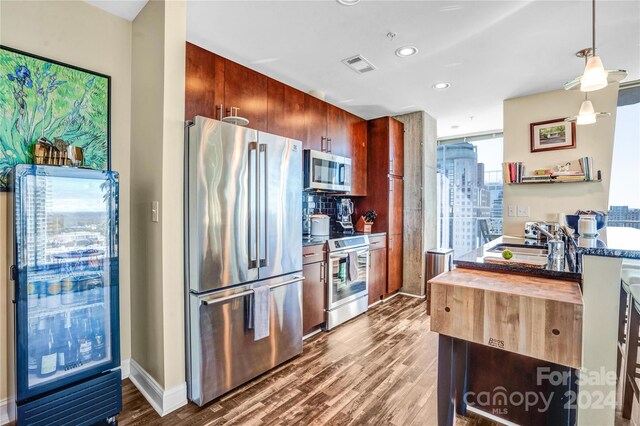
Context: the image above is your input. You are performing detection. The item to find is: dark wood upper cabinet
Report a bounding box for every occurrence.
[347,113,367,196]
[185,42,224,121]
[223,59,268,132]
[389,117,404,177]
[303,94,327,151]
[267,79,305,141]
[367,116,404,177]
[326,104,348,157]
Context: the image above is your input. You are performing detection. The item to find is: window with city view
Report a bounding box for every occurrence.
[437,133,504,259]
[608,85,640,229]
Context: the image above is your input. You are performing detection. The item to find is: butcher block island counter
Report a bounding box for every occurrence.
[430,267,583,426]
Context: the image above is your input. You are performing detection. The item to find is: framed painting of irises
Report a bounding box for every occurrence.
[0,45,110,191]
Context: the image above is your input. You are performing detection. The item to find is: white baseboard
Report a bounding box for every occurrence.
[383,292,400,302]
[121,358,131,379]
[0,398,9,426]
[128,358,187,417]
[368,299,383,308]
[303,328,323,340]
[398,291,426,299]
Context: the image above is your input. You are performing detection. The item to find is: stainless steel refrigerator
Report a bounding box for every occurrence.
[184,116,303,406]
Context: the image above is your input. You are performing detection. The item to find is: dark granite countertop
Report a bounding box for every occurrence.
[302,231,387,247]
[569,226,640,259]
[455,235,581,281]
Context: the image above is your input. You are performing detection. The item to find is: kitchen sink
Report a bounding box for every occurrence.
[487,243,548,257]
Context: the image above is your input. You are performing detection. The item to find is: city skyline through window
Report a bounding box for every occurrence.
[437,134,504,259]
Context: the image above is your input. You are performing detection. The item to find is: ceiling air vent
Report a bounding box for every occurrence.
[341,54,377,74]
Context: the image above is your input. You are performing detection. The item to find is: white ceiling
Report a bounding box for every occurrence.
[88,0,640,138]
[85,0,147,21]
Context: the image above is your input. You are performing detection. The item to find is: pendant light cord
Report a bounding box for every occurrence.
[592,0,596,56]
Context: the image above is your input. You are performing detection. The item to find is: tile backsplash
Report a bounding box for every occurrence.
[303,191,349,234]
[303,191,338,217]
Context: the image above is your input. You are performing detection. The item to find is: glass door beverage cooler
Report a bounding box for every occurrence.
[8,165,121,425]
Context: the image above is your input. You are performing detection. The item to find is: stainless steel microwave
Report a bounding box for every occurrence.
[303,149,352,192]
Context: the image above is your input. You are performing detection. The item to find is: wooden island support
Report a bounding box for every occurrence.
[430,268,584,425]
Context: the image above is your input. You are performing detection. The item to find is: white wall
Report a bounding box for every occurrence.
[0,0,132,406]
[503,84,619,235]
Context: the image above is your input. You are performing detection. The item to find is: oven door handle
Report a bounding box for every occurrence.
[329,249,369,261]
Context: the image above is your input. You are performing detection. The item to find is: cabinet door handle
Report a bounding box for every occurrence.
[327,138,332,153]
[321,136,326,152]
[389,178,394,192]
[390,159,394,173]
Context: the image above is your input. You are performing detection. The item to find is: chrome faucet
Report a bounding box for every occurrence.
[533,224,557,241]
[534,224,566,270]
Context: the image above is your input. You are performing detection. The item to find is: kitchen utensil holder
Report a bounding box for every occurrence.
[355,216,373,233]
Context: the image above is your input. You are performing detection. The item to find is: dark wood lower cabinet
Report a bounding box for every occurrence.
[302,260,326,334]
[368,247,387,305]
[387,234,403,294]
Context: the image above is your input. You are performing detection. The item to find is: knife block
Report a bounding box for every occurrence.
[355,216,373,233]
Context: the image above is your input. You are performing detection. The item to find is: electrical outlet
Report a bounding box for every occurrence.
[508,205,517,217]
[517,205,530,217]
[151,201,159,223]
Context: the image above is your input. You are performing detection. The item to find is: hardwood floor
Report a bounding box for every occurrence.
[119,296,497,425]
[116,292,633,425]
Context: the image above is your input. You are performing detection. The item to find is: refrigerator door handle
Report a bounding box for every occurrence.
[199,276,305,306]
[258,144,269,267]
[248,142,259,269]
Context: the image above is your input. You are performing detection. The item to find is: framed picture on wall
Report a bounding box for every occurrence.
[530,118,576,153]
[0,45,111,191]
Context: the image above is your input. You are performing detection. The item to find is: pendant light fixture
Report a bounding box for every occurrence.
[563,0,626,91]
[565,51,611,125]
[565,92,610,125]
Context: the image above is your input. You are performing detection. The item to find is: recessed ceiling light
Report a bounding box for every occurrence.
[395,46,418,57]
[336,0,360,5]
[432,82,451,90]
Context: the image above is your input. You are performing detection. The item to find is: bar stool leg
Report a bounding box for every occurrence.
[618,286,629,379]
[623,302,639,419]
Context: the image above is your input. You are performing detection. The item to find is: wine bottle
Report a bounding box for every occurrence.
[78,317,93,363]
[54,314,66,370]
[92,317,106,361]
[61,312,79,370]
[37,317,57,378]
[27,318,38,376]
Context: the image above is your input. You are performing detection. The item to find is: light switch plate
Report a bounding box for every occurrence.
[517,205,530,217]
[151,201,159,223]
[508,205,517,217]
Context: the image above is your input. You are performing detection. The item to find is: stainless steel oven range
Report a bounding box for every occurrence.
[326,235,370,329]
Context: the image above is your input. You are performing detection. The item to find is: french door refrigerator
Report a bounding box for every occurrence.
[185,117,303,406]
[8,165,121,425]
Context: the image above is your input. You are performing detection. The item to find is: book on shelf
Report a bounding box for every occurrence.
[553,174,586,181]
[502,162,525,183]
[522,175,553,183]
[552,171,583,176]
[578,157,595,180]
